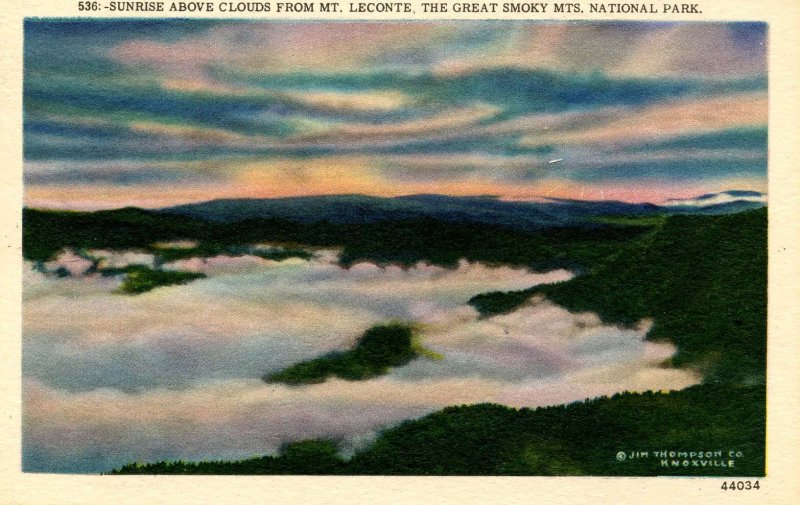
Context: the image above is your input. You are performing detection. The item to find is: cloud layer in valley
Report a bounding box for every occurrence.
[23,252,699,473]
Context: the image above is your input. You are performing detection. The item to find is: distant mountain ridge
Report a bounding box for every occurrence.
[159,191,766,231]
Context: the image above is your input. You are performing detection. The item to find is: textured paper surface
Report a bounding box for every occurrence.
[2,1,799,503]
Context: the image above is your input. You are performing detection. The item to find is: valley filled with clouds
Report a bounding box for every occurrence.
[23,250,698,472]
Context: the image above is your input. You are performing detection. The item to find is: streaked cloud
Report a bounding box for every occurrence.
[288,104,501,144]
[109,22,468,75]
[24,20,767,206]
[437,23,766,79]
[519,92,767,148]
[278,89,414,113]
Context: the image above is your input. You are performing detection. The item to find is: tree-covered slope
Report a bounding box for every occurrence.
[348,383,764,476]
[22,207,214,262]
[265,324,425,385]
[23,207,650,271]
[471,208,767,384]
[114,383,765,476]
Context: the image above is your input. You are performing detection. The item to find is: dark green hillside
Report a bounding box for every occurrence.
[471,208,767,384]
[23,207,651,271]
[348,383,764,476]
[22,207,214,262]
[115,265,206,294]
[265,323,420,385]
[114,383,765,476]
[337,218,648,270]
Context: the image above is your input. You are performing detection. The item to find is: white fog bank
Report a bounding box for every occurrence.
[22,250,699,473]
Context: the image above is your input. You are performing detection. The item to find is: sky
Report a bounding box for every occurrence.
[23,20,767,209]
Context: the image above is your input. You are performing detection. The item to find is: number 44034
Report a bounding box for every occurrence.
[721,481,760,490]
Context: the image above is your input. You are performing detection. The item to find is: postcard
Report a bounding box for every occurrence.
[1,2,798,504]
